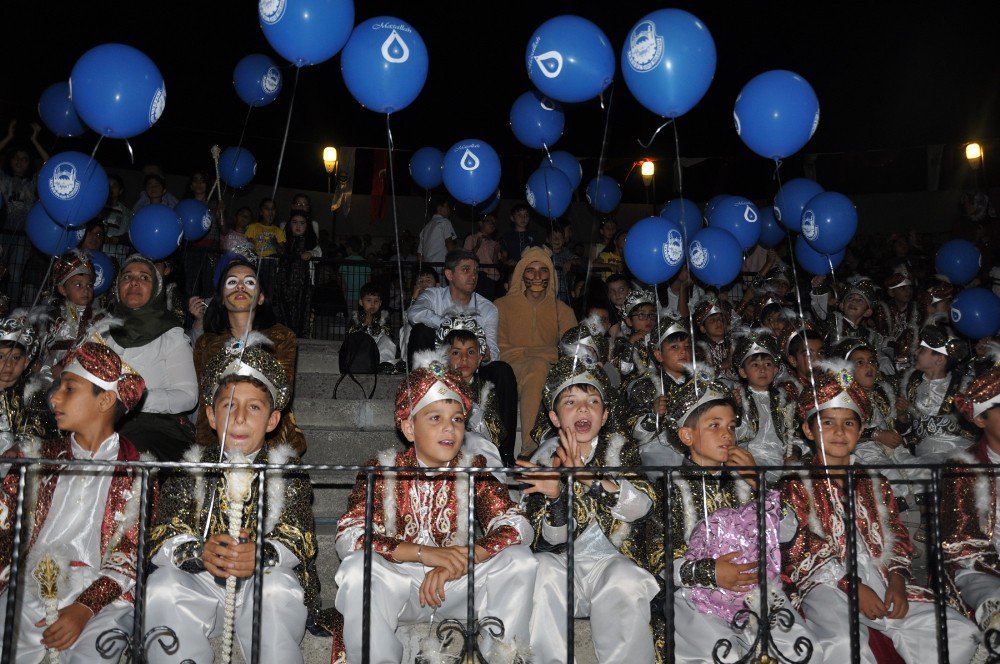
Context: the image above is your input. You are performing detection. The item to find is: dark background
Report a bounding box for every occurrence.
[3,2,998,203]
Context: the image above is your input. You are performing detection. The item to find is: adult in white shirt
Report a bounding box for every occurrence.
[417,196,458,274]
[104,255,198,461]
[407,249,518,464]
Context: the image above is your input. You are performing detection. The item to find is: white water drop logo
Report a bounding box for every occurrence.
[663,229,684,266]
[540,97,557,112]
[951,307,961,323]
[381,29,410,64]
[743,205,758,223]
[262,67,281,94]
[733,109,742,136]
[49,162,81,200]
[689,240,709,270]
[201,211,213,231]
[810,108,820,139]
[774,205,783,222]
[259,0,286,25]
[801,210,818,240]
[627,20,664,73]
[533,51,564,79]
[460,149,480,172]
[525,185,536,209]
[93,263,105,290]
[149,86,166,125]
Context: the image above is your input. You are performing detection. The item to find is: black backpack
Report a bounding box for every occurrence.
[334,330,379,399]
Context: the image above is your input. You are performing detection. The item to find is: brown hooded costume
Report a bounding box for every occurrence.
[495,246,576,453]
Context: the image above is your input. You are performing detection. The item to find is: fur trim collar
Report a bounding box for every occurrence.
[264,443,295,534]
[183,445,208,519]
[950,448,994,535]
[377,448,398,538]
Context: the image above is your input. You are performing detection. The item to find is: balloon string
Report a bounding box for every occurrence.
[123,140,134,165]
[637,119,674,150]
[221,106,254,200]
[580,82,615,320]
[271,67,301,200]
[542,143,553,167]
[671,120,698,392]
[386,114,412,401]
[89,135,104,160]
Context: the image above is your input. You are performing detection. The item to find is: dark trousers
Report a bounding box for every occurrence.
[408,323,519,465]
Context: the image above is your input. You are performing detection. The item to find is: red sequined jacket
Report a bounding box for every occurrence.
[0,436,149,615]
[780,469,932,610]
[941,438,1000,616]
[335,446,530,561]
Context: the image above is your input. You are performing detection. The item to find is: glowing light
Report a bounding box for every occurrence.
[966,142,983,162]
[323,146,338,174]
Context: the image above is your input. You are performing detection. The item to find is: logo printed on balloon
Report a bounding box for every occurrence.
[201,211,213,231]
[49,162,81,201]
[626,20,664,72]
[663,229,684,266]
[149,87,166,125]
[773,205,782,222]
[258,0,286,25]
[93,263,105,290]
[689,240,709,270]
[262,67,281,94]
[460,149,480,172]
[540,98,556,111]
[952,308,961,323]
[801,210,818,241]
[533,51,564,79]
[733,109,742,136]
[525,187,536,208]
[743,206,758,223]
[380,30,410,64]
[810,109,820,139]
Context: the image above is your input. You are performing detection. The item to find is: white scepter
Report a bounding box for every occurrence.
[32,553,62,664]
[220,451,254,664]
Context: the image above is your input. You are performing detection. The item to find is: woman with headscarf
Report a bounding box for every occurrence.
[104,254,198,461]
[495,246,577,455]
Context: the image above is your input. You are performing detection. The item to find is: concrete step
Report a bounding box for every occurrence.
[296,398,395,430]
[296,372,405,399]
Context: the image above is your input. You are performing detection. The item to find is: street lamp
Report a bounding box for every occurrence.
[640,159,655,187]
[323,146,338,192]
[966,142,983,164]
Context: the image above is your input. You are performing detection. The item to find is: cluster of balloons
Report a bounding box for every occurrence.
[130,204,183,261]
[935,240,998,338]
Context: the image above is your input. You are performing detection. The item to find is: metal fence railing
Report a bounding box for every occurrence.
[0,457,990,663]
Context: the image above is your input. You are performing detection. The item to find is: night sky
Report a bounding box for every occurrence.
[4,2,998,201]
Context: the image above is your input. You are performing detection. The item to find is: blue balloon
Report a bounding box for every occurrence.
[660,197,703,241]
[707,196,761,251]
[443,139,501,205]
[526,167,572,219]
[233,54,283,107]
[621,9,716,118]
[87,250,116,297]
[409,147,444,190]
[541,151,582,190]
[259,0,354,67]
[734,70,820,160]
[687,227,743,288]
[341,16,428,114]
[26,204,85,257]
[38,82,85,138]
[69,44,165,139]
[176,199,214,242]
[624,216,685,285]
[510,91,564,149]
[474,190,501,216]
[773,178,824,232]
[526,16,615,104]
[794,236,845,276]
[129,204,183,261]
[952,288,1000,339]
[802,192,857,254]
[219,147,257,189]
[37,151,108,228]
[586,176,621,213]
[936,239,982,286]
[757,206,785,249]
[702,195,727,224]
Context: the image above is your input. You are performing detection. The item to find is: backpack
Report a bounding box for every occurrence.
[334,330,379,399]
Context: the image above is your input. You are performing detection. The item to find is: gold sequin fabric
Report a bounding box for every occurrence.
[0,380,58,442]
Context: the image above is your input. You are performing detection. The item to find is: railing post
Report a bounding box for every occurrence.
[844,469,861,664]
[663,468,675,664]
[566,467,575,662]
[250,468,267,664]
[928,466,950,663]
[465,471,476,662]
[1,465,27,664]
[362,470,375,664]
[131,467,151,661]
[756,468,769,659]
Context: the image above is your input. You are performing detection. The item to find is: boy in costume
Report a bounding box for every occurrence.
[1,315,57,453]
[610,288,657,381]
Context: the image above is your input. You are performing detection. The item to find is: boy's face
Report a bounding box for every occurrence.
[587,307,611,332]
[678,404,737,467]
[401,400,466,467]
[0,345,29,390]
[548,385,607,445]
[206,380,281,457]
[360,294,382,316]
[511,209,530,231]
[849,349,877,389]
[626,304,656,336]
[700,313,727,340]
[49,372,116,432]
[914,345,945,374]
[839,293,872,322]
[761,309,787,336]
[739,354,778,390]
[803,407,861,464]
[768,280,790,298]
[655,337,691,376]
[415,273,437,294]
[607,280,628,307]
[974,407,1000,444]
[58,274,94,308]
[889,285,913,305]
[789,339,825,378]
[448,339,482,381]
[549,230,565,252]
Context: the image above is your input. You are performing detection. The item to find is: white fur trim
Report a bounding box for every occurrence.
[412,347,448,371]
[455,452,470,545]
[103,453,153,562]
[264,444,295,534]
[951,449,994,535]
[866,472,896,569]
[377,449,398,538]
[183,446,208,518]
[673,477,699,541]
[478,382,494,411]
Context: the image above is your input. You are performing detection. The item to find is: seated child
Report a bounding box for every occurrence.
[777,324,826,404]
[694,294,738,385]
[333,358,536,663]
[626,316,693,475]
[732,327,803,468]
[145,337,317,663]
[518,357,660,663]
[1,315,57,453]
[780,365,977,663]
[810,276,879,347]
[875,267,920,373]
[664,376,815,662]
[39,250,107,374]
[0,341,147,663]
[399,266,439,362]
[611,288,657,381]
[944,347,1000,659]
[347,282,403,374]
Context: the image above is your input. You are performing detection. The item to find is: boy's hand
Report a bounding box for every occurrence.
[859,582,887,621]
[516,457,563,498]
[203,529,257,579]
[875,429,904,449]
[555,427,598,485]
[715,552,757,592]
[419,566,452,608]
[420,545,468,578]
[628,330,646,344]
[884,573,909,619]
[730,387,743,407]
[37,603,92,651]
[653,395,669,416]
[726,447,758,490]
